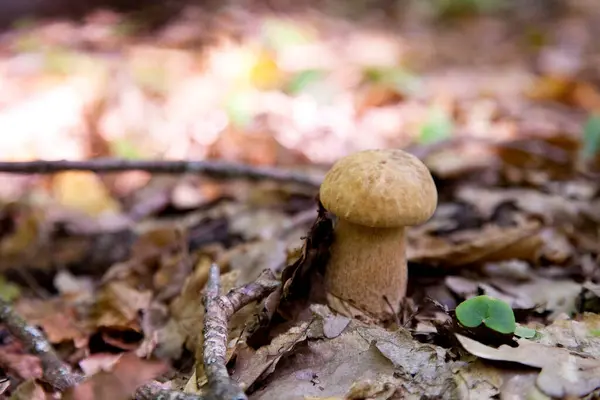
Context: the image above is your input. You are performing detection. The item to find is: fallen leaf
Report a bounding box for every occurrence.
[52,171,121,217]
[0,348,42,381]
[453,359,502,400]
[219,239,288,284]
[79,353,122,376]
[9,379,47,400]
[245,306,456,400]
[0,274,21,302]
[15,298,89,347]
[93,281,152,331]
[535,313,600,358]
[492,275,581,318]
[408,221,543,268]
[63,352,168,400]
[229,209,292,241]
[456,333,600,398]
[322,314,350,339]
[233,320,312,391]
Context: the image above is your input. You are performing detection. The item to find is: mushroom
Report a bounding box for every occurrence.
[319,148,438,320]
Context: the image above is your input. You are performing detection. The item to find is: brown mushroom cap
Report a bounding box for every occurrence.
[319,149,438,228]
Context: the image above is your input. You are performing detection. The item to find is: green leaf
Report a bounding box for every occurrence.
[0,275,21,302]
[110,138,143,160]
[514,324,537,339]
[261,19,315,51]
[224,91,256,128]
[590,329,600,337]
[363,67,422,95]
[286,70,327,95]
[581,113,600,161]
[418,106,454,144]
[455,295,516,334]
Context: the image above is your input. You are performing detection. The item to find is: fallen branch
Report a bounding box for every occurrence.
[134,381,205,400]
[0,299,84,391]
[135,266,280,400]
[202,266,280,400]
[0,159,321,187]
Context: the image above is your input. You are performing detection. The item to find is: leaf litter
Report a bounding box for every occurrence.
[0,1,599,399]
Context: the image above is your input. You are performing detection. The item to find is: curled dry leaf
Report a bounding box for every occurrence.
[14,298,89,347]
[232,320,312,392]
[51,171,121,217]
[454,359,503,399]
[217,239,289,285]
[408,220,543,268]
[93,281,152,331]
[445,274,582,319]
[229,208,293,241]
[535,313,600,358]
[456,185,593,224]
[0,348,42,381]
[9,379,47,400]
[243,306,456,400]
[63,352,168,400]
[456,333,600,398]
[168,258,243,354]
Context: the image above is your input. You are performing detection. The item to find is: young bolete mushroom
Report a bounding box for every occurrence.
[319,148,437,320]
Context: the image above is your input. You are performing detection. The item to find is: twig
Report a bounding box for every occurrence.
[135,266,280,400]
[0,159,321,187]
[202,265,280,400]
[0,298,84,391]
[134,381,205,400]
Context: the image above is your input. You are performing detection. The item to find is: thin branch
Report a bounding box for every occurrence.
[135,266,280,400]
[0,159,321,187]
[0,299,84,391]
[202,265,280,400]
[134,381,205,400]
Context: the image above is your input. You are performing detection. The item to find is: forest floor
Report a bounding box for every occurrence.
[0,1,599,399]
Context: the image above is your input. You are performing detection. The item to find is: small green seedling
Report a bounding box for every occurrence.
[514,324,537,339]
[582,113,600,162]
[286,69,327,95]
[455,295,516,334]
[589,329,600,337]
[418,106,454,145]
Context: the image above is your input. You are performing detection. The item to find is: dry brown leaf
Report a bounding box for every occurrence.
[53,270,95,299]
[446,273,581,317]
[354,84,404,117]
[78,353,122,376]
[63,352,168,400]
[344,379,399,399]
[0,203,44,262]
[454,359,503,400]
[495,135,580,182]
[535,313,600,358]
[245,305,456,400]
[15,298,89,347]
[93,281,152,330]
[0,348,42,381]
[456,185,594,226]
[233,320,312,392]
[525,74,574,103]
[229,209,292,241]
[0,379,9,395]
[408,221,543,268]
[169,257,244,354]
[249,48,285,91]
[51,171,121,217]
[218,239,288,284]
[493,277,581,319]
[456,333,600,398]
[9,379,48,400]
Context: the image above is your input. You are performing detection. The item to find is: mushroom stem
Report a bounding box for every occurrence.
[324,218,407,320]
